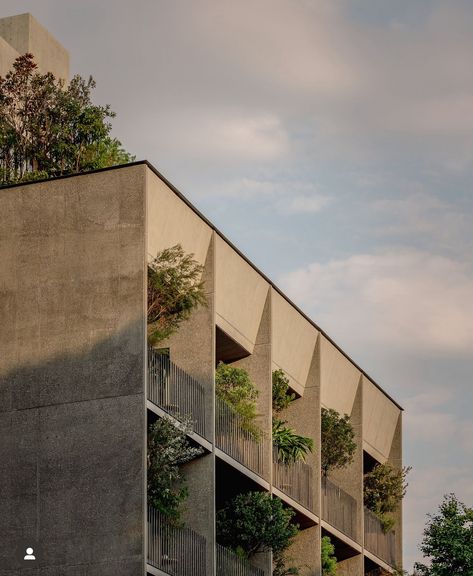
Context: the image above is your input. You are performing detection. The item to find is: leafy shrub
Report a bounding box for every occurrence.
[147,416,203,524]
[321,407,356,476]
[364,462,411,533]
[216,491,298,558]
[321,536,337,575]
[215,362,261,440]
[147,245,206,345]
[0,53,133,185]
[272,418,314,464]
[272,369,296,413]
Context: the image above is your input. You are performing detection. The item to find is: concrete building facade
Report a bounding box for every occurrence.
[0,15,403,576]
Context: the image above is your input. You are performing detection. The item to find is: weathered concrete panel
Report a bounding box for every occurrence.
[272,289,318,395]
[0,35,19,77]
[215,235,269,353]
[363,376,400,462]
[0,166,146,574]
[320,336,360,416]
[146,169,212,267]
[0,13,69,81]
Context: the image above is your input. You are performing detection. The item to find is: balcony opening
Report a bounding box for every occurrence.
[216,326,251,365]
[321,527,360,561]
[363,450,380,475]
[364,556,391,575]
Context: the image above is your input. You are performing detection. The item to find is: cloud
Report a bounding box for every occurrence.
[280,250,473,355]
[202,177,332,214]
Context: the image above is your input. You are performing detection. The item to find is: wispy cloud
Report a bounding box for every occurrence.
[280,249,473,355]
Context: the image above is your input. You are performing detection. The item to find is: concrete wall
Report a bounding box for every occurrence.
[0,34,19,77]
[363,377,401,463]
[215,235,269,354]
[272,289,319,396]
[0,13,69,81]
[0,166,147,574]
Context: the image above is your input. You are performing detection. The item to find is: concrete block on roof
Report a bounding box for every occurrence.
[0,13,69,81]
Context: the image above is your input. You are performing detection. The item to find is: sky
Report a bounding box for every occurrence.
[2,0,472,571]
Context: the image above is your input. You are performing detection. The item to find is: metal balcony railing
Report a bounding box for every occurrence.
[148,347,207,438]
[272,447,313,511]
[364,507,396,567]
[321,477,358,541]
[147,507,207,576]
[216,544,265,576]
[215,396,266,477]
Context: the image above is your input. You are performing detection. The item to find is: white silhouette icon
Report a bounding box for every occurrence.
[24,547,36,560]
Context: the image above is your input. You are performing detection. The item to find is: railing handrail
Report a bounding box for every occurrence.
[364,506,396,567]
[147,347,207,438]
[321,476,358,541]
[272,446,313,511]
[216,543,265,576]
[147,506,207,576]
[215,395,267,478]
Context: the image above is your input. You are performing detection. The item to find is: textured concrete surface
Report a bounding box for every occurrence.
[0,13,69,80]
[0,166,146,574]
[272,289,319,396]
[215,235,270,355]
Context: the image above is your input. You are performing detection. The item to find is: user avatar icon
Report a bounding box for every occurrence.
[24,547,36,560]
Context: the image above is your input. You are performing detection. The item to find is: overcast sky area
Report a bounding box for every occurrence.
[3,0,473,570]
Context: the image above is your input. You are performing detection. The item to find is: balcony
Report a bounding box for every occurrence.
[364,507,396,567]
[216,543,265,576]
[147,507,207,576]
[215,396,266,478]
[148,347,207,438]
[272,447,313,511]
[321,477,358,541]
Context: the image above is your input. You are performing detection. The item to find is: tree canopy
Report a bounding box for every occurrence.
[415,494,473,576]
[321,407,356,476]
[147,245,206,345]
[0,53,133,185]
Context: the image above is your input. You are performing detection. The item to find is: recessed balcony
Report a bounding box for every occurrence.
[272,447,313,512]
[215,396,267,479]
[321,477,358,542]
[147,346,208,439]
[364,507,396,567]
[147,507,206,576]
[216,543,265,576]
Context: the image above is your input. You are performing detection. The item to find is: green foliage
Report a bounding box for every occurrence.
[321,407,356,476]
[0,53,133,185]
[147,244,206,345]
[414,494,473,576]
[272,418,314,464]
[321,536,337,576]
[217,491,299,558]
[215,361,261,440]
[272,369,296,413]
[147,416,203,524]
[364,462,411,533]
[273,553,304,575]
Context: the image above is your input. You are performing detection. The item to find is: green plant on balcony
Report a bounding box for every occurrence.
[321,535,337,575]
[321,407,356,476]
[147,415,203,525]
[364,461,411,533]
[215,362,262,440]
[272,369,296,412]
[217,491,298,568]
[147,244,206,345]
[272,369,313,465]
[272,418,314,464]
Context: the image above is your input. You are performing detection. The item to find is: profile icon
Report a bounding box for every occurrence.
[24,547,36,560]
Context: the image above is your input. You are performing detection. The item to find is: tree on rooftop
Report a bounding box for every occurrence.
[0,53,133,185]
